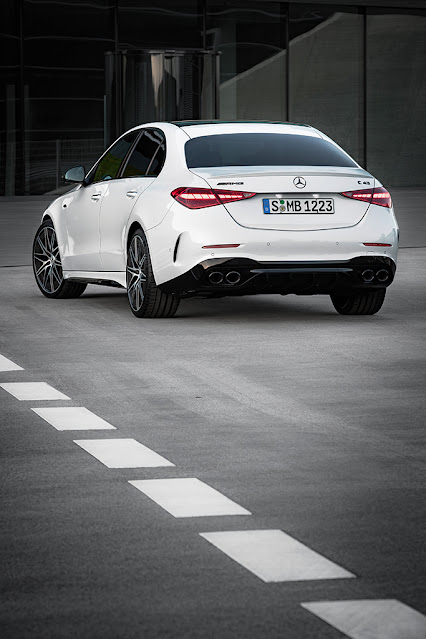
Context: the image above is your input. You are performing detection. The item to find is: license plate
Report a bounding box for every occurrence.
[263,198,334,214]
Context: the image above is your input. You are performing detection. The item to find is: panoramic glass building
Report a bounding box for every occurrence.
[1,0,425,194]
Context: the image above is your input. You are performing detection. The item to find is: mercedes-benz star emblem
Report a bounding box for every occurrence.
[293,176,306,189]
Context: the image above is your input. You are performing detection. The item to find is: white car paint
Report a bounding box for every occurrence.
[99,176,155,271]
[192,166,376,231]
[40,121,398,294]
[61,181,108,271]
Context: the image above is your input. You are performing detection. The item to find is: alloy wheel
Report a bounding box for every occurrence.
[33,226,63,294]
[126,234,147,312]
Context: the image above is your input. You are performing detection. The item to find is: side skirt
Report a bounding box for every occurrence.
[63,270,126,288]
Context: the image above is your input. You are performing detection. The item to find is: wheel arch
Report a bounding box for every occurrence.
[39,209,68,263]
[127,221,144,250]
[125,220,164,287]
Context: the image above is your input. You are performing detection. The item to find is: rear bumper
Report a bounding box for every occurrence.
[159,256,396,298]
[148,199,399,286]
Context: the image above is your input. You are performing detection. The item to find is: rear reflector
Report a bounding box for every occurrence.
[202,244,240,249]
[341,187,392,208]
[363,243,392,247]
[171,187,256,209]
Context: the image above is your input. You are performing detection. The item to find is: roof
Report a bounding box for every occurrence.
[171,120,310,128]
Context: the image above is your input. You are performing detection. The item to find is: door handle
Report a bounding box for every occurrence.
[91,193,102,201]
[126,190,138,198]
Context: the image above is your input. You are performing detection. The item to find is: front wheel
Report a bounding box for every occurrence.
[330,289,386,315]
[33,220,87,299]
[126,229,180,318]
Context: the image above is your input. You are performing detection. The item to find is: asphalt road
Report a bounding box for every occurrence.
[0,196,425,638]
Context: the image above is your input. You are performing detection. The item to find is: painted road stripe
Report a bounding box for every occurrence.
[0,355,24,371]
[128,478,251,518]
[74,438,174,468]
[32,407,116,430]
[0,382,70,401]
[301,600,426,638]
[199,530,355,582]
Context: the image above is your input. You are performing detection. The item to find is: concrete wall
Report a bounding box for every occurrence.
[219,12,426,187]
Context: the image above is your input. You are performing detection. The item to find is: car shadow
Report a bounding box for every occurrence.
[175,298,338,321]
[77,288,382,322]
[27,282,390,323]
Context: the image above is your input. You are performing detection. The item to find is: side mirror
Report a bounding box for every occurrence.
[64,165,86,183]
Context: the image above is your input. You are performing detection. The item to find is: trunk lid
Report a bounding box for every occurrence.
[191,166,375,230]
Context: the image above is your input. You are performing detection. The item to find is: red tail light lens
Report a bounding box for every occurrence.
[363,243,392,247]
[341,187,392,208]
[171,187,256,209]
[202,244,240,249]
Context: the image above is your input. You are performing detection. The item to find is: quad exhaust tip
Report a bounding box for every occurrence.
[361,268,389,283]
[208,271,224,284]
[208,271,241,285]
[376,269,389,282]
[361,269,375,283]
[225,271,241,284]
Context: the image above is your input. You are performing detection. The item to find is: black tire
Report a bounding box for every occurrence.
[330,289,386,315]
[33,220,87,299]
[126,229,180,318]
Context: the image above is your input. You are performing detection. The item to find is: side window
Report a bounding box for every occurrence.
[147,139,166,177]
[121,129,165,178]
[91,131,138,183]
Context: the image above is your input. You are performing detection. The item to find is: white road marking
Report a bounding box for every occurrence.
[32,407,116,430]
[0,382,70,401]
[199,530,355,582]
[0,355,24,371]
[301,599,426,639]
[128,478,251,518]
[74,438,174,468]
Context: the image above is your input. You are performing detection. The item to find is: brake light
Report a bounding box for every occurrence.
[171,187,256,209]
[341,186,392,208]
[341,187,392,208]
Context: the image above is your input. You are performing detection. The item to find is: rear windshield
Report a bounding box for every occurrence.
[185,133,357,168]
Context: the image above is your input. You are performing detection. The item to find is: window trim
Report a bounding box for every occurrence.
[118,128,166,179]
[146,139,166,177]
[86,129,142,185]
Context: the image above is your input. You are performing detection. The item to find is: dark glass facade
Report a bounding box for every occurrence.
[1,0,425,194]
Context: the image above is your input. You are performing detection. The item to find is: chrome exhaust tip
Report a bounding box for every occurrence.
[376,269,389,282]
[208,271,224,285]
[225,271,241,284]
[361,269,375,283]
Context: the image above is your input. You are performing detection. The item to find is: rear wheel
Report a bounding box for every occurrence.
[33,220,87,298]
[330,289,386,315]
[126,229,180,318]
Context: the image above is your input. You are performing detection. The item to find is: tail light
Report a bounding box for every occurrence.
[171,187,256,209]
[341,187,392,208]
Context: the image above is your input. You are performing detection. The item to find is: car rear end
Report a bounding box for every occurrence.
[158,123,398,306]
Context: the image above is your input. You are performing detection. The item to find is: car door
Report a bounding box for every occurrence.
[99,129,165,272]
[63,131,138,271]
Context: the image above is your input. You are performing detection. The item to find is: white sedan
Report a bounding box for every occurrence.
[33,121,398,318]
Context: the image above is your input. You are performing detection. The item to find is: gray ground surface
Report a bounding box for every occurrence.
[0,195,425,638]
